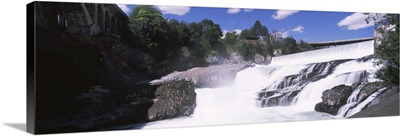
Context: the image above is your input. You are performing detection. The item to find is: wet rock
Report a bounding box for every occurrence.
[315,84,353,115]
[367,85,399,108]
[258,90,300,107]
[254,53,265,64]
[151,64,250,88]
[148,80,196,121]
[357,82,385,103]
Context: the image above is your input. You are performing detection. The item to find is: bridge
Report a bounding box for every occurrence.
[34,2,128,36]
[309,37,375,48]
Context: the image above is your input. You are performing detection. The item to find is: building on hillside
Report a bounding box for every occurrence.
[241,35,267,45]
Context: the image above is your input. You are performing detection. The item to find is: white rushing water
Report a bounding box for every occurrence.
[337,87,386,117]
[271,40,374,65]
[141,40,378,129]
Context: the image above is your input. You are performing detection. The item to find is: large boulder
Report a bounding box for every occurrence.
[150,64,250,88]
[148,80,196,121]
[254,53,265,64]
[227,52,247,64]
[315,84,353,115]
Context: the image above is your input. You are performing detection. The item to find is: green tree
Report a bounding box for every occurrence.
[249,20,269,36]
[188,19,223,58]
[236,41,256,60]
[369,14,399,85]
[223,31,239,45]
[283,36,298,54]
[128,5,165,36]
[128,5,168,55]
[166,19,191,48]
[297,40,313,52]
[240,29,251,39]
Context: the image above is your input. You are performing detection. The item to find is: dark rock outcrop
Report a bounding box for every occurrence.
[315,85,353,115]
[367,85,399,108]
[357,82,385,103]
[148,80,196,121]
[349,92,399,118]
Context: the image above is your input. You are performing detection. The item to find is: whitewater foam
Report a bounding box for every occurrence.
[139,40,377,129]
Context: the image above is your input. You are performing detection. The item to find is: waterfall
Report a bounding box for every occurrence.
[344,87,386,117]
[140,40,379,129]
[271,40,374,65]
[338,87,386,117]
[292,60,377,110]
[336,84,366,117]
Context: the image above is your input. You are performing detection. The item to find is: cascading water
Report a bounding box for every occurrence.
[140,40,379,129]
[270,40,374,65]
[337,87,386,117]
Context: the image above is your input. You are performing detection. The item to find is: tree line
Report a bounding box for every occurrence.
[126,5,314,67]
[125,6,399,86]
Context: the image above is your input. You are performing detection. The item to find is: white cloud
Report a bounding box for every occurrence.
[280,30,290,38]
[292,25,304,33]
[273,25,304,38]
[222,29,242,38]
[272,10,299,20]
[117,4,131,15]
[226,8,253,14]
[227,8,241,14]
[244,9,253,12]
[337,13,374,30]
[272,30,290,38]
[233,29,242,35]
[222,30,229,37]
[156,6,190,16]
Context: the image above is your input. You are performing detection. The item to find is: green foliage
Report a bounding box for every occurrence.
[372,14,399,85]
[125,6,315,70]
[188,19,223,58]
[165,19,191,48]
[264,33,313,56]
[240,20,269,39]
[282,36,298,54]
[240,29,251,39]
[223,31,239,45]
[297,40,313,52]
[249,20,269,36]
[128,5,168,58]
[235,41,257,60]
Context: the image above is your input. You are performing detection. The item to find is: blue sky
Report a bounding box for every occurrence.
[117,4,377,42]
